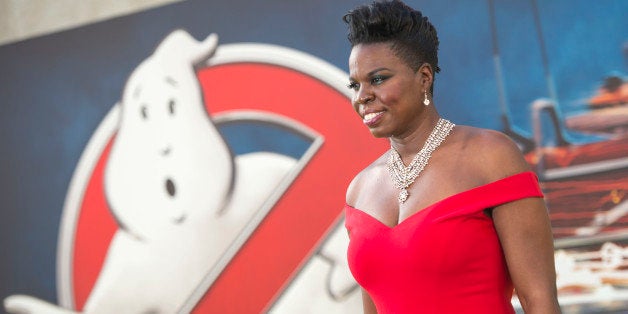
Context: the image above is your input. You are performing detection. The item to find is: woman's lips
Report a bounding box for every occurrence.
[363,111,384,127]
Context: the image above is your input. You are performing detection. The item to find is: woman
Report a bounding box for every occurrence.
[342,1,560,313]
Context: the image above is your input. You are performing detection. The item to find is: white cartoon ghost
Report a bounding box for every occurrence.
[5,29,298,313]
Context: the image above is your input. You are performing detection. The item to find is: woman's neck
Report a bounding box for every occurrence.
[389,110,442,165]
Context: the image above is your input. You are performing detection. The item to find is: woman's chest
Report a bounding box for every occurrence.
[346,206,503,283]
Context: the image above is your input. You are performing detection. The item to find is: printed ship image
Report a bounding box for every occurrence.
[487,0,628,311]
[518,87,628,313]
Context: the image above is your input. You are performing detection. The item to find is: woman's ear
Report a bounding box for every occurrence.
[418,62,433,91]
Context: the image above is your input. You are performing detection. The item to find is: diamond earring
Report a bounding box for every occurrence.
[423,90,430,106]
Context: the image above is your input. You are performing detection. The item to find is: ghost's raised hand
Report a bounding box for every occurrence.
[154,30,218,66]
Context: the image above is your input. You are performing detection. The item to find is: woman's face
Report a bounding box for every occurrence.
[348,42,426,138]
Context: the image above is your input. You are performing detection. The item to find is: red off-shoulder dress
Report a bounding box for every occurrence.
[345,171,543,313]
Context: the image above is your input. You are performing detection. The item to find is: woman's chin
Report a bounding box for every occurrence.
[368,128,389,138]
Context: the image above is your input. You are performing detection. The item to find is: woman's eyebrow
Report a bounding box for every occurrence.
[350,67,391,81]
[367,67,390,76]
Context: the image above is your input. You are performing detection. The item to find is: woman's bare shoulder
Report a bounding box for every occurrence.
[453,125,532,182]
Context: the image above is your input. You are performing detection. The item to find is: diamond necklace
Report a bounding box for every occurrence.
[387,118,455,204]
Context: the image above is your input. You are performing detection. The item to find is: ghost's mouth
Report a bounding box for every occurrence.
[165,177,184,224]
[165,177,176,197]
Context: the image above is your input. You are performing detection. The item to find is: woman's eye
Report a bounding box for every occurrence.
[168,99,176,115]
[347,82,359,91]
[372,75,387,85]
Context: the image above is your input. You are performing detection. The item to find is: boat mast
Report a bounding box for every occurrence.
[487,0,510,120]
[487,0,534,152]
[530,0,559,102]
[530,0,570,146]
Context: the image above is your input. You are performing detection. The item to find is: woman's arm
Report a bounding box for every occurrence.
[493,197,561,313]
[480,130,560,313]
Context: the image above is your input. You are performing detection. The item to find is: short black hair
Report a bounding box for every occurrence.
[343,0,440,89]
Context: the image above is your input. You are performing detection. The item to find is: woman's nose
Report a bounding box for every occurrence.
[354,88,374,105]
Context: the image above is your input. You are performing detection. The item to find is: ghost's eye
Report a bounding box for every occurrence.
[168,99,176,116]
[140,105,148,119]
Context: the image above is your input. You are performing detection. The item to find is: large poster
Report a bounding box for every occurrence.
[1,1,626,313]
